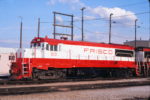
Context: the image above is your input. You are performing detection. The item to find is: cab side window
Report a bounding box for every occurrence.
[54,45,57,51]
[50,45,58,51]
[50,45,53,51]
[38,43,41,47]
[46,44,49,50]
[42,43,44,50]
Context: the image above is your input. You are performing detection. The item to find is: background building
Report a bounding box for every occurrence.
[0,47,17,77]
[124,40,150,47]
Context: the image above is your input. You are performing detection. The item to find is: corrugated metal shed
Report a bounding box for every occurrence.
[0,47,18,76]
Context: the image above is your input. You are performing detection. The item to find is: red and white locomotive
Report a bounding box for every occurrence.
[10,36,150,80]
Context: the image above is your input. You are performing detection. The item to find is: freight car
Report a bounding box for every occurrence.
[10,36,150,80]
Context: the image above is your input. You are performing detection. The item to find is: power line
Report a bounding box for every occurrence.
[74,25,133,40]
[115,1,147,8]
[71,11,150,23]
[39,11,149,24]
[38,11,150,36]
[112,11,149,18]
[107,19,150,31]
[82,1,147,12]
[86,11,149,21]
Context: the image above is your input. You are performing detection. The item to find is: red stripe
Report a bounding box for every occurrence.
[23,58,136,69]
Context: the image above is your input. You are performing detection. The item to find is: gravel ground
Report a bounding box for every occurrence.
[0,86,150,100]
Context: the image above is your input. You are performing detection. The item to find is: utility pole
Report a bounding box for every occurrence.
[53,12,56,39]
[109,13,113,44]
[37,18,40,37]
[19,16,23,49]
[81,7,86,41]
[135,19,138,48]
[71,15,74,40]
[148,0,150,47]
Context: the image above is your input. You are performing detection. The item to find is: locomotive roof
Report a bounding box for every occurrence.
[31,37,134,50]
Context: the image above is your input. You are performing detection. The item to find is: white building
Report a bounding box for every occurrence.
[0,47,17,77]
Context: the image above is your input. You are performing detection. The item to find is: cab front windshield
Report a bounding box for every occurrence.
[31,43,43,49]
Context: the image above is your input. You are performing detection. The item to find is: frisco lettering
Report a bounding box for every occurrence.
[84,48,113,55]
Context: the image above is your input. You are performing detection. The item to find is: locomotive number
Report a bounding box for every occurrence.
[51,52,57,56]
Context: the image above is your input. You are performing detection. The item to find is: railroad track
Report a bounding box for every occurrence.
[0,77,143,85]
[0,77,149,95]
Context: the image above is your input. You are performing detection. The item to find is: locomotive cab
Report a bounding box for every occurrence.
[10,37,60,79]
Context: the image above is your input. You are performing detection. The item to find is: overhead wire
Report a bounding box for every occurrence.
[113,1,147,8]
[39,10,149,39]
[64,11,149,23]
[39,11,149,24]
[74,24,133,40]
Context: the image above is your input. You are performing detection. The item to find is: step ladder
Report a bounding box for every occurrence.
[22,63,29,75]
[22,58,30,76]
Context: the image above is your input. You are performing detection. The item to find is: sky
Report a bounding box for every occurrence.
[0,0,149,48]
